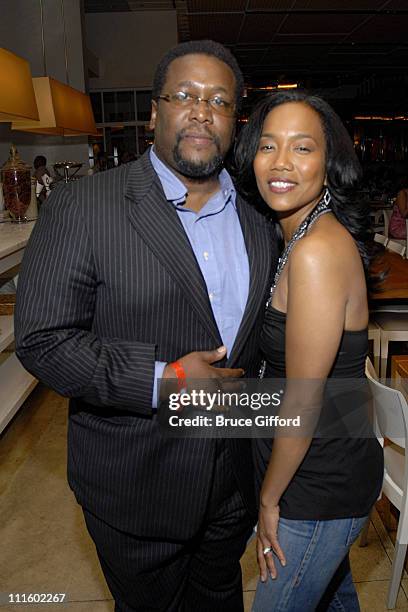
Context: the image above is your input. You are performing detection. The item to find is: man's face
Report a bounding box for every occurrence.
[150,53,237,181]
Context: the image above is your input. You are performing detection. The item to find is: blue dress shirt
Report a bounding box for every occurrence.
[150,146,250,407]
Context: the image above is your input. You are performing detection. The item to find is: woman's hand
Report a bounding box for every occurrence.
[257,502,286,582]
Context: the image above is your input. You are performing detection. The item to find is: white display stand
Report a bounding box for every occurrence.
[0,222,37,433]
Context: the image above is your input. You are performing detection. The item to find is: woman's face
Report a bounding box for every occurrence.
[253,102,327,216]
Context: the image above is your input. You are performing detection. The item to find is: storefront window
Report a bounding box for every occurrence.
[136,91,152,122]
[89,89,153,167]
[90,92,103,123]
[105,126,137,166]
[138,125,154,155]
[103,91,135,122]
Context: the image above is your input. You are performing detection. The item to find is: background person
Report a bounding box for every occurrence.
[33,155,53,204]
[120,151,137,164]
[389,179,408,239]
[235,90,383,611]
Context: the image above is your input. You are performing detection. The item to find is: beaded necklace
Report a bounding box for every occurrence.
[259,188,332,378]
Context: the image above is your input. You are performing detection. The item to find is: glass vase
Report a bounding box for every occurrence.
[1,145,31,223]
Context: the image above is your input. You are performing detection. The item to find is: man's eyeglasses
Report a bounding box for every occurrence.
[156,91,236,117]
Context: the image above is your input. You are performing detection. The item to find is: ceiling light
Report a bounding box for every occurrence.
[277,83,298,89]
[11,0,97,136]
[0,48,39,122]
[12,77,98,135]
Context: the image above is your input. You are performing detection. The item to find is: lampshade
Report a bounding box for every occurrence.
[0,48,39,122]
[11,77,98,136]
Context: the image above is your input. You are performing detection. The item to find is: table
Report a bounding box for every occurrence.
[370,250,408,303]
[391,355,408,400]
[391,355,408,379]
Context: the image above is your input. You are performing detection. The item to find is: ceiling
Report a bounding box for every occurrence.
[84,0,408,114]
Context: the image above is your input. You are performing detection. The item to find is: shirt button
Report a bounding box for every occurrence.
[223,190,228,197]
[209,292,214,301]
[203,251,209,261]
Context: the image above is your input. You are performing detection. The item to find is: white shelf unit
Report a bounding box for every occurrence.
[0,315,14,353]
[0,353,37,432]
[0,222,37,433]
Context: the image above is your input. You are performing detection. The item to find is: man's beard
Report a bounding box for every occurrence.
[173,132,224,180]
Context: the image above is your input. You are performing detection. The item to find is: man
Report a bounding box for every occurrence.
[15,40,277,611]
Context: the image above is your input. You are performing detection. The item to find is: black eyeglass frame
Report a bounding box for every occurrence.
[155,92,236,117]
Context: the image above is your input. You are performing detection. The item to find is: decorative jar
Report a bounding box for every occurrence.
[1,145,31,223]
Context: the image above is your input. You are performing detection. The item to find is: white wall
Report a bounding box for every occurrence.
[85,11,178,90]
[0,0,86,88]
[0,5,178,171]
[0,0,89,169]
[0,125,89,173]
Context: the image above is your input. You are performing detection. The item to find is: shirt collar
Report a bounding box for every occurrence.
[150,146,236,209]
[218,167,236,208]
[150,146,187,204]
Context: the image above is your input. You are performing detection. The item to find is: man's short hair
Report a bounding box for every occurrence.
[152,40,244,111]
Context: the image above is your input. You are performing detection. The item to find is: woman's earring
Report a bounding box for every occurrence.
[323,186,331,207]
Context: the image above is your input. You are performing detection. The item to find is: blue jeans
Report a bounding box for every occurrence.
[252,515,368,612]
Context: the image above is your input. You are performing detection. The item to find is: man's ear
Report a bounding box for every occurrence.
[149,100,157,131]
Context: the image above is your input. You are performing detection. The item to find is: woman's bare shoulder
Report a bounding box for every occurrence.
[293,214,355,253]
[288,215,360,279]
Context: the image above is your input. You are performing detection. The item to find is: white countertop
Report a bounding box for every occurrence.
[0,221,35,260]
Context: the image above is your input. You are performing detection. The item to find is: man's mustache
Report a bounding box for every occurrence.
[176,128,221,148]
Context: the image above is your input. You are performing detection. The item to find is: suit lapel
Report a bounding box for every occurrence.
[227,196,274,366]
[125,153,222,345]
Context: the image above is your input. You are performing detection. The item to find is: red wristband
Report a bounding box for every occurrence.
[168,360,187,393]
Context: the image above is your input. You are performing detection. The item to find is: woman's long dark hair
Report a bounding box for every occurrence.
[234,90,375,281]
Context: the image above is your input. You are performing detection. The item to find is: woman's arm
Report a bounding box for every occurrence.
[257,234,350,580]
[396,189,408,218]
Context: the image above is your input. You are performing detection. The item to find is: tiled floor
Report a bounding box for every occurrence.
[1,384,408,611]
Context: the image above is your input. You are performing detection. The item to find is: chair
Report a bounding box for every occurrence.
[365,357,408,609]
[371,313,408,378]
[387,239,406,258]
[372,305,408,313]
[383,216,407,258]
[374,233,388,247]
[368,320,381,376]
[370,209,385,234]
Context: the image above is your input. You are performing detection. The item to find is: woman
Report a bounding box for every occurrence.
[235,91,383,611]
[389,182,408,239]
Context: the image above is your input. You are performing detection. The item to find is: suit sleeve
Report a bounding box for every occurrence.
[15,186,156,415]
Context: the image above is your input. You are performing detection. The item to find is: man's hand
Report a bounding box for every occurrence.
[160,346,244,403]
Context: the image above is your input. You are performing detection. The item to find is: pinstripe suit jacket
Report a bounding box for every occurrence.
[15,151,278,540]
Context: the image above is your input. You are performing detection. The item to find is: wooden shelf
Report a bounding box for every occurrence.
[0,353,37,433]
[0,315,14,353]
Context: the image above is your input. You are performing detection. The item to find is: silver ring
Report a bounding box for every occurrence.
[263,546,272,555]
